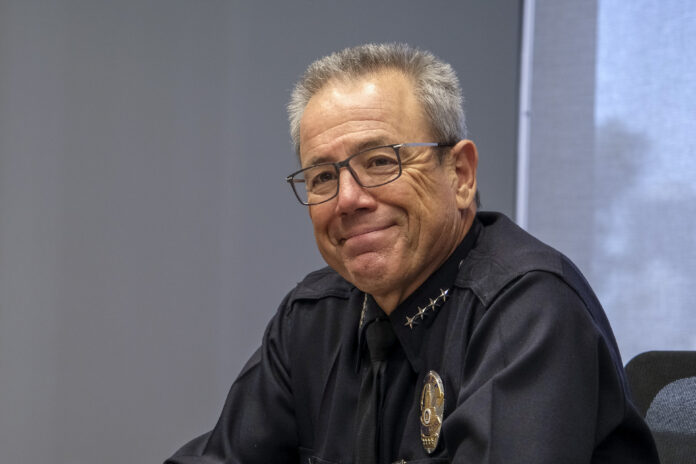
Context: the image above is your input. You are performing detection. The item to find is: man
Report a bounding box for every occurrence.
[166,43,658,463]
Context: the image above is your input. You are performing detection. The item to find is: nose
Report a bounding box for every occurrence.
[334,167,375,214]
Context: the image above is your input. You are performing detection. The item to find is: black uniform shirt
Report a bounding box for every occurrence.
[166,212,659,464]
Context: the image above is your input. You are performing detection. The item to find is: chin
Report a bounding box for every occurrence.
[350,275,390,296]
[321,245,400,290]
[344,260,396,293]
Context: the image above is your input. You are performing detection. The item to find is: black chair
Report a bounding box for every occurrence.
[625,351,696,463]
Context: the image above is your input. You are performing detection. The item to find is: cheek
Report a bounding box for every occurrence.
[309,209,339,256]
[398,178,445,220]
[309,206,329,233]
[400,186,456,242]
[312,219,331,247]
[400,168,446,201]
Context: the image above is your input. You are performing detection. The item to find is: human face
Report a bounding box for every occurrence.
[299,71,471,311]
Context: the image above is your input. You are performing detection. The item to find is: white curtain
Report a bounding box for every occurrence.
[522,0,696,363]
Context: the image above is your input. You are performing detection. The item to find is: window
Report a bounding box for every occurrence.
[521,0,696,362]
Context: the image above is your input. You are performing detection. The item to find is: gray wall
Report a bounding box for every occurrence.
[0,1,521,462]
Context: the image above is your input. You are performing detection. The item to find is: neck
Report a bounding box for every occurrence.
[373,210,476,314]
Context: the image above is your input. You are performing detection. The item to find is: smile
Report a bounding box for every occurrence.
[339,224,397,251]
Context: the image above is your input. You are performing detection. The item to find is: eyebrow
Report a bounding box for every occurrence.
[304,137,393,167]
[353,137,392,154]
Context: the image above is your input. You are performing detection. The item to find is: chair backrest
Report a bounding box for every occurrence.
[625,351,696,463]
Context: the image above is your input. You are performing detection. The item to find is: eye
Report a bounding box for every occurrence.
[368,155,398,168]
[306,167,337,190]
[362,152,399,172]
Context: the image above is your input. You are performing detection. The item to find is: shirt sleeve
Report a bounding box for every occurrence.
[165,294,299,464]
[442,271,659,463]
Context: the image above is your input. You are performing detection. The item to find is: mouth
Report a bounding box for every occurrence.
[339,224,394,245]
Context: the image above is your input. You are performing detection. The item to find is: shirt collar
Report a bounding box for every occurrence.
[356,218,482,372]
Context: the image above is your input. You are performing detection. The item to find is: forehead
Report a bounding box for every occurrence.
[299,71,431,164]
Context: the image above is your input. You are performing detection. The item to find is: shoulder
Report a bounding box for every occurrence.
[457,212,588,308]
[456,212,624,375]
[286,266,354,305]
[270,267,358,329]
[257,267,356,367]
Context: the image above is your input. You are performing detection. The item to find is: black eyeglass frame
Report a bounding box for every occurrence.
[285,142,454,206]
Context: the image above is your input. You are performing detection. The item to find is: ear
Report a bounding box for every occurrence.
[451,139,478,211]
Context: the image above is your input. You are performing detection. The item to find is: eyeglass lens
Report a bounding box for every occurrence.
[294,146,400,205]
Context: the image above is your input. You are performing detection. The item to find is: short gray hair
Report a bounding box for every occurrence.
[288,43,466,156]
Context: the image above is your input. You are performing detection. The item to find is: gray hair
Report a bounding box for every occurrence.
[288,43,466,156]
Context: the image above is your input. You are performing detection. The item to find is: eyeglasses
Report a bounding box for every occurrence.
[286,142,453,206]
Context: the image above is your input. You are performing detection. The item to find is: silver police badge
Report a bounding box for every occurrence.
[420,370,445,454]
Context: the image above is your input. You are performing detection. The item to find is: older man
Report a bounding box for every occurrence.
[166,44,658,463]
